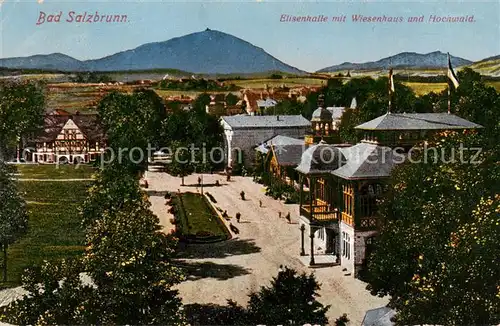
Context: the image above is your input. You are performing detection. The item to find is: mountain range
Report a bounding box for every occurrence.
[317,51,473,73]
[0,30,497,75]
[0,29,303,75]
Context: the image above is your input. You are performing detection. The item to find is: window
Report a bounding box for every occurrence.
[316,228,325,240]
[342,232,351,259]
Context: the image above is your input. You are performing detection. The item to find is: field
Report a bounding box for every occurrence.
[173,192,230,243]
[0,165,94,288]
[486,81,500,92]
[45,83,143,113]
[402,82,448,96]
[227,77,325,89]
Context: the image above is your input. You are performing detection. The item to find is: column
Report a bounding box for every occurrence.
[309,177,314,216]
[299,175,304,209]
[309,228,315,265]
[300,224,306,256]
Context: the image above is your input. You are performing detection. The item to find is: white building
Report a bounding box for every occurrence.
[220,115,310,167]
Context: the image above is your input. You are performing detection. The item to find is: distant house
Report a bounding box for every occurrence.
[28,113,105,164]
[256,98,278,113]
[220,115,310,167]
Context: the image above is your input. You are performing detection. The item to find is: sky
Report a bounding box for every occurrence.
[0,0,499,72]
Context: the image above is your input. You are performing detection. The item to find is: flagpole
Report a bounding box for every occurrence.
[388,68,392,114]
[447,80,451,114]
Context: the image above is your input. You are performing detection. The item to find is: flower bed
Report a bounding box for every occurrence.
[171,192,230,243]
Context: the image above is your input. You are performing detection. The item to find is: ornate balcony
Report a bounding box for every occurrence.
[300,203,339,222]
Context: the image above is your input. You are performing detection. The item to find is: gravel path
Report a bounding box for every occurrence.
[147,172,388,324]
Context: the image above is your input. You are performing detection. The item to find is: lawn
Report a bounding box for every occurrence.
[15,164,96,180]
[1,180,90,287]
[172,192,230,243]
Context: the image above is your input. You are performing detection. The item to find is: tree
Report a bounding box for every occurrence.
[0,162,28,282]
[0,258,99,325]
[79,163,144,228]
[0,81,45,161]
[247,266,330,325]
[395,196,500,325]
[192,93,211,112]
[0,166,187,325]
[97,89,167,172]
[84,184,185,325]
[225,93,239,106]
[167,140,195,186]
[366,131,500,325]
[184,267,329,325]
[266,99,305,116]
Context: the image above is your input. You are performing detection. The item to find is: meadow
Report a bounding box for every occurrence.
[1,165,95,288]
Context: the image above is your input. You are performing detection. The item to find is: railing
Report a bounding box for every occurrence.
[341,212,353,226]
[300,204,339,222]
[358,217,379,230]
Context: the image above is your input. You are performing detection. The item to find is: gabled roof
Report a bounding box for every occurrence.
[272,144,307,166]
[255,135,305,154]
[296,142,346,175]
[355,113,483,131]
[332,143,398,180]
[33,114,105,144]
[221,115,311,129]
[326,107,346,120]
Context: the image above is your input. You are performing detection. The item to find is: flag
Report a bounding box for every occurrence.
[447,53,460,89]
[389,68,395,93]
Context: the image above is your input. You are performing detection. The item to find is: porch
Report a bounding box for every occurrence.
[299,253,339,268]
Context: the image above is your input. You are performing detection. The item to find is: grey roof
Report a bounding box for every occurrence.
[355,113,483,130]
[326,107,346,120]
[272,144,307,166]
[221,115,310,129]
[296,141,346,174]
[256,98,277,108]
[332,142,399,180]
[362,306,396,326]
[312,107,333,121]
[255,135,305,154]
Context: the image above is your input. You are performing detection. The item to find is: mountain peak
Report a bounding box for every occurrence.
[317,51,472,72]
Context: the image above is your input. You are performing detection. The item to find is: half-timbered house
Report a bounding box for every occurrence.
[29,113,105,164]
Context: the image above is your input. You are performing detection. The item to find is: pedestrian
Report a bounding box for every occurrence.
[240,191,245,200]
[278,212,282,219]
[259,200,262,207]
[285,212,291,224]
[215,180,220,187]
[222,210,228,218]
[198,176,202,186]
[236,212,241,223]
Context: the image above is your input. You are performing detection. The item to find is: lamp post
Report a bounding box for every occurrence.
[300,224,306,256]
[201,173,204,195]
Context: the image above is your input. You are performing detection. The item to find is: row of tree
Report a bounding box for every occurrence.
[364,70,500,324]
